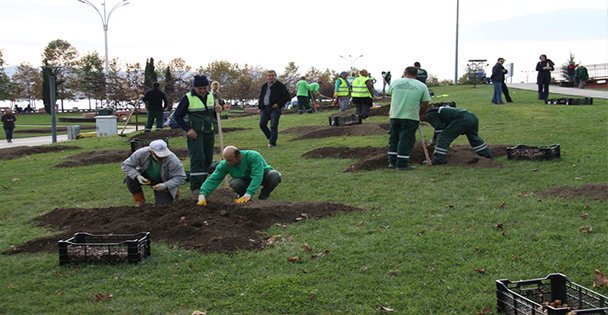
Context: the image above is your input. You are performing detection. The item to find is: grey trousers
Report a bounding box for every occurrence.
[229,169,282,200]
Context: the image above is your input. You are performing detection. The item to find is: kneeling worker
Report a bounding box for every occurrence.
[121,139,186,206]
[424,106,494,165]
[197,146,281,206]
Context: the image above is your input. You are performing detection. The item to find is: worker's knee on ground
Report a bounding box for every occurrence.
[230,178,249,195]
[263,170,282,187]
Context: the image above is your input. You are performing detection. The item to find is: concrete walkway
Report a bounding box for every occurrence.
[0,126,139,149]
[509,83,608,99]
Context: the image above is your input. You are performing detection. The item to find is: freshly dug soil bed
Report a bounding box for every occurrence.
[15,126,96,134]
[4,189,363,255]
[0,145,81,161]
[327,105,389,118]
[303,144,510,171]
[539,184,608,201]
[54,147,220,167]
[128,127,249,141]
[284,122,390,141]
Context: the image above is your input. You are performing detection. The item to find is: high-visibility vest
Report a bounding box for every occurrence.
[351,76,371,98]
[336,78,349,97]
[186,92,214,114]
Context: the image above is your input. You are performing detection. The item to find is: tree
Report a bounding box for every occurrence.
[561,52,576,81]
[106,58,130,107]
[167,58,194,102]
[163,66,175,108]
[233,64,266,101]
[78,52,106,109]
[0,50,14,100]
[280,62,300,95]
[11,63,42,105]
[42,39,80,110]
[201,60,241,99]
[143,57,157,89]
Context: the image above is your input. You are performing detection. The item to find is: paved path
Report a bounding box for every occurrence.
[0,126,139,149]
[509,83,608,99]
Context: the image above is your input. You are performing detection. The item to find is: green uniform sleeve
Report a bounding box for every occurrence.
[199,161,228,196]
[245,153,266,196]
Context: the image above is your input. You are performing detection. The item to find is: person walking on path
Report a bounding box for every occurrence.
[142,82,169,132]
[386,67,431,171]
[535,54,555,100]
[1,109,16,143]
[351,69,375,119]
[197,146,282,206]
[575,65,589,89]
[423,106,494,165]
[334,71,351,111]
[121,139,186,207]
[296,76,313,114]
[258,70,290,148]
[173,75,222,194]
[490,58,506,104]
[414,62,428,84]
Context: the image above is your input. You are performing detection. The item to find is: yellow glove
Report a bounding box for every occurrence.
[196,195,207,206]
[234,194,251,204]
[333,92,338,98]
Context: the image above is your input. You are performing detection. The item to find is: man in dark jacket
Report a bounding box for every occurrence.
[142,82,169,132]
[1,109,16,143]
[536,54,555,100]
[258,70,291,148]
[490,58,506,104]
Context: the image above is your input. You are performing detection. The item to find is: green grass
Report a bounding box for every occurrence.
[1,85,607,314]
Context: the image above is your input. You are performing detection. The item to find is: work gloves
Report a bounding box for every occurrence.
[137,174,151,185]
[234,194,251,204]
[152,183,167,191]
[197,195,207,206]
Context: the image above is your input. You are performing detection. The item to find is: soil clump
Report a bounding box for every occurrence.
[283,122,390,141]
[539,184,608,201]
[0,145,81,161]
[4,189,363,255]
[54,147,220,167]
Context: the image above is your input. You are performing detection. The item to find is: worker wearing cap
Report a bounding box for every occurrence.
[197,146,282,206]
[334,71,351,111]
[351,69,375,119]
[423,106,494,165]
[173,75,222,194]
[387,66,431,170]
[121,139,186,206]
[414,62,428,84]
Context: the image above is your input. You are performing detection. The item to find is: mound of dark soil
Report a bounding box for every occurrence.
[15,126,96,134]
[303,144,509,171]
[539,184,608,201]
[4,189,362,255]
[284,122,390,141]
[54,147,208,167]
[128,129,185,140]
[0,145,81,161]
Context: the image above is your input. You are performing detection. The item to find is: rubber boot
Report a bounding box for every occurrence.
[133,192,145,207]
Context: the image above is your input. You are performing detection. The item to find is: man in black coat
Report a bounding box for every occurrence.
[258,70,291,148]
[535,54,555,100]
[142,82,169,132]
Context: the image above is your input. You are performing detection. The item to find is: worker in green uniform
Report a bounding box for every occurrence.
[387,66,431,170]
[296,76,312,114]
[173,75,222,194]
[197,146,282,205]
[423,106,494,165]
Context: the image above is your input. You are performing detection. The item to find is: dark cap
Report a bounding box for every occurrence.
[192,75,210,87]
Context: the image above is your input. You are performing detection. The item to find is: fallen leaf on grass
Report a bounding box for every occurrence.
[274,223,287,228]
[310,249,330,260]
[379,305,394,312]
[301,213,310,219]
[301,243,312,252]
[416,230,425,236]
[475,268,486,275]
[94,293,112,302]
[308,293,317,301]
[191,311,207,315]
[581,212,589,219]
[287,256,302,263]
[446,204,454,208]
[11,178,19,182]
[387,270,400,277]
[518,191,533,197]
[594,270,608,288]
[265,235,280,245]
[578,226,593,233]
[476,306,492,315]
[495,223,504,230]
[497,202,505,209]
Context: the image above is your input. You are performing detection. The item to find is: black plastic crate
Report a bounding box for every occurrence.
[329,114,362,126]
[128,137,169,153]
[545,98,593,105]
[497,273,608,315]
[58,232,151,265]
[507,144,560,160]
[430,101,457,108]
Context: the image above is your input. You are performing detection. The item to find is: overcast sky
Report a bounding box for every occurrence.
[1,0,607,83]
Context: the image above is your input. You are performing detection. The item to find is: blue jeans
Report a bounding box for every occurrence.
[259,107,281,146]
[491,81,503,103]
[4,128,13,141]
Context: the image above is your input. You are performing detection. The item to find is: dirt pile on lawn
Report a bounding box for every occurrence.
[128,129,185,140]
[303,144,509,171]
[328,106,390,118]
[539,184,608,201]
[15,126,96,134]
[0,145,81,161]
[3,189,362,255]
[284,122,390,141]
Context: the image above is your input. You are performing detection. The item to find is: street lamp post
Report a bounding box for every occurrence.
[340,54,364,71]
[77,0,129,106]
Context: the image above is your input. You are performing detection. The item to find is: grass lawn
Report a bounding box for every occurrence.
[0,84,607,314]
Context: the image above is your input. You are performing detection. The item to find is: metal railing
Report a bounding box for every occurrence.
[585,63,608,80]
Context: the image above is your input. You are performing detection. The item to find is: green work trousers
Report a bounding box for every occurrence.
[145,110,164,132]
[387,118,419,168]
[431,113,492,164]
[187,130,215,191]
